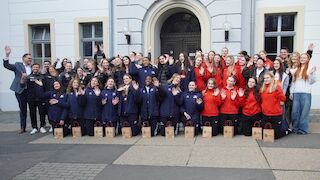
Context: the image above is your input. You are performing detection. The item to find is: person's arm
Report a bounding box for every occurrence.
[282,75,289,95]
[307,43,315,59]
[3,46,16,72]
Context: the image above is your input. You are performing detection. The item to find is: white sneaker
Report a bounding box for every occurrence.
[49,126,53,132]
[40,127,47,133]
[30,128,38,135]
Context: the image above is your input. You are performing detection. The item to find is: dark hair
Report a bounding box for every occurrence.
[131,51,136,56]
[31,63,40,67]
[272,59,284,81]
[22,53,31,58]
[44,60,51,64]
[280,47,289,52]
[244,77,260,102]
[239,50,248,56]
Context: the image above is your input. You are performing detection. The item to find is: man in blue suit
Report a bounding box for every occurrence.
[3,46,32,133]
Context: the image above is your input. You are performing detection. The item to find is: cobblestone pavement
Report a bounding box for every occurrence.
[1,111,320,180]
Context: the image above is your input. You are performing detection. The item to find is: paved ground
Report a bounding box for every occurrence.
[0,111,320,180]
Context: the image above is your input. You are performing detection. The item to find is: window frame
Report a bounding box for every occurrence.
[31,25,51,65]
[264,13,296,57]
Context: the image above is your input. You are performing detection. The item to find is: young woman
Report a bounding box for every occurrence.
[222,55,241,88]
[179,81,204,135]
[237,56,248,89]
[78,77,102,136]
[42,81,68,134]
[173,53,195,92]
[260,71,289,139]
[220,75,241,135]
[44,66,59,92]
[204,53,223,89]
[290,53,316,134]
[117,74,140,136]
[85,60,97,81]
[76,67,89,88]
[250,58,266,87]
[96,58,113,86]
[66,78,85,135]
[194,57,207,92]
[129,56,157,86]
[101,78,120,134]
[259,50,273,70]
[156,54,176,84]
[239,78,262,136]
[157,73,182,136]
[138,76,160,136]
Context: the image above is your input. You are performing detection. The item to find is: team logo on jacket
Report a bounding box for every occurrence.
[53,94,56,97]
[186,95,190,98]
[89,92,92,95]
[193,95,198,99]
[151,71,155,74]
[105,93,108,96]
[112,92,116,96]
[143,90,146,93]
[150,88,154,92]
[60,95,64,98]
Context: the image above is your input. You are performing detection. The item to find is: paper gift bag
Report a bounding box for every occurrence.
[202,121,212,138]
[252,121,262,140]
[165,121,174,139]
[184,121,195,139]
[54,124,64,139]
[72,121,82,138]
[223,120,234,139]
[142,121,151,138]
[121,121,132,139]
[263,122,275,143]
[94,121,104,138]
[105,121,115,138]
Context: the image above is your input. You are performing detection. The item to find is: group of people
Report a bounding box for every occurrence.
[2,43,316,140]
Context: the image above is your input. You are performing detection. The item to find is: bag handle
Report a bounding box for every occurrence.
[166,121,172,127]
[253,121,261,127]
[106,121,113,127]
[72,121,80,127]
[122,121,130,127]
[186,120,193,127]
[94,121,102,127]
[143,121,150,127]
[204,121,211,126]
[264,122,273,129]
[224,120,233,126]
[55,123,63,128]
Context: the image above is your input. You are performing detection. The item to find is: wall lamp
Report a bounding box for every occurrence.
[223,20,231,42]
[123,27,131,45]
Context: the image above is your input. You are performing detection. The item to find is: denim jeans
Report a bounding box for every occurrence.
[291,93,311,134]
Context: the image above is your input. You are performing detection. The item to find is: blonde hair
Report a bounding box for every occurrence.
[288,52,300,69]
[260,71,277,93]
[226,55,235,76]
[168,73,181,91]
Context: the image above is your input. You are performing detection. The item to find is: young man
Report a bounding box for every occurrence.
[20,63,47,134]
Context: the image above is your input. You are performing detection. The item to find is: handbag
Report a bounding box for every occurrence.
[223,120,234,138]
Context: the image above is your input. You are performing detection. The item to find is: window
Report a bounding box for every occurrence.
[80,22,103,58]
[264,14,295,60]
[31,25,51,65]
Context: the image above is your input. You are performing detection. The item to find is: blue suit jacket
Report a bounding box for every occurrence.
[3,59,27,94]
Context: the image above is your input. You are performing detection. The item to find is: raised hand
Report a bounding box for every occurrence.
[237,88,244,97]
[4,46,11,57]
[308,43,315,51]
[102,98,107,105]
[196,98,203,104]
[132,81,139,90]
[35,79,43,86]
[213,88,220,96]
[112,97,119,105]
[220,89,226,100]
[199,66,205,76]
[310,66,317,75]
[231,90,237,100]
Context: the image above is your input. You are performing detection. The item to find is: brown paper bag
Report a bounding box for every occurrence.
[121,121,132,139]
[252,121,262,140]
[94,121,104,138]
[185,121,195,139]
[54,124,64,139]
[223,120,234,139]
[72,121,82,138]
[142,121,151,138]
[165,121,174,139]
[263,123,275,143]
[105,121,115,138]
[202,121,212,138]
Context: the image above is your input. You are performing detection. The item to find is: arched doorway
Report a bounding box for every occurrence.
[160,13,201,59]
[142,0,211,62]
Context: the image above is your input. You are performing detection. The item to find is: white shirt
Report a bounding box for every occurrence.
[256,68,264,78]
[24,63,31,75]
[145,86,150,94]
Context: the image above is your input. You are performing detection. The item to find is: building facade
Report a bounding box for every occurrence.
[0,0,319,110]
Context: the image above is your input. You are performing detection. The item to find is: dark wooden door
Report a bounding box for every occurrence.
[160,13,201,60]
